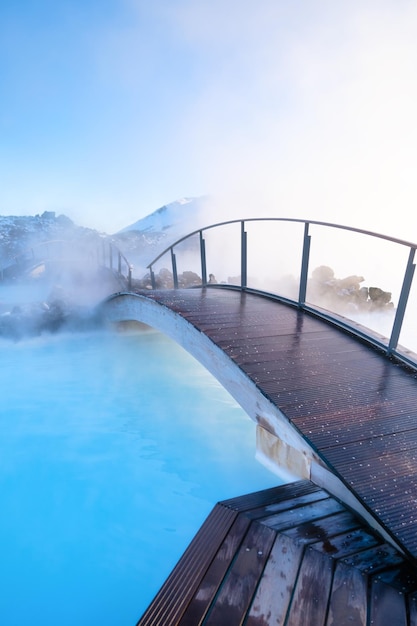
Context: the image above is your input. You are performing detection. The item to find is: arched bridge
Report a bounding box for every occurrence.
[1,238,132,289]
[100,218,417,571]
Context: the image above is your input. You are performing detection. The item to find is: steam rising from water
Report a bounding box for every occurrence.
[0,239,125,340]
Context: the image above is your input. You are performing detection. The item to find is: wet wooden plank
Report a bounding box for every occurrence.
[341,543,405,574]
[281,511,361,545]
[137,504,237,626]
[178,514,252,625]
[244,489,331,522]
[202,521,276,626]
[409,592,417,626]
[326,561,367,626]
[245,533,304,626]
[262,497,345,531]
[296,411,417,448]
[374,565,417,596]
[370,577,408,626]
[285,547,334,626]
[323,430,417,462]
[219,479,322,512]
[310,527,380,559]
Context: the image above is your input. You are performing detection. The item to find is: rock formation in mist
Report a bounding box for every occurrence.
[0,296,104,341]
[309,265,393,314]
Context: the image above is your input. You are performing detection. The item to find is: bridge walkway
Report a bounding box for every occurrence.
[134,286,417,566]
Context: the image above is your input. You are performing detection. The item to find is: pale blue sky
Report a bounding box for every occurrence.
[1,0,417,237]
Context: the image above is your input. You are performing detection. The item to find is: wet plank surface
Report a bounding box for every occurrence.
[137,480,417,626]
[137,287,417,564]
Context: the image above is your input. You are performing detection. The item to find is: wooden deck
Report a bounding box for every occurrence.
[137,480,417,625]
[135,287,417,566]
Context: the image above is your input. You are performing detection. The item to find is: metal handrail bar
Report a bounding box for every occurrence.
[10,239,69,264]
[146,218,417,269]
[102,241,132,290]
[200,231,207,285]
[241,221,247,289]
[388,247,416,354]
[299,222,311,306]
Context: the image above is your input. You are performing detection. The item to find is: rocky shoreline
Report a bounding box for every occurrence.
[0,296,103,341]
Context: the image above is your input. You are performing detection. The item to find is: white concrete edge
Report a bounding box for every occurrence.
[100,293,320,474]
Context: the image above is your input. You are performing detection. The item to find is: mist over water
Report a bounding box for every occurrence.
[0,328,278,626]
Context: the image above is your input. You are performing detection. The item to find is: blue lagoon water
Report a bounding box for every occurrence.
[0,328,279,625]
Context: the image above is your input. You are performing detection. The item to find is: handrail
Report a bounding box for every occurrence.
[147,218,417,268]
[100,240,132,289]
[146,218,417,370]
[1,238,133,289]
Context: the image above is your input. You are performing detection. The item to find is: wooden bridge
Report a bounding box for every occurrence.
[99,219,417,624]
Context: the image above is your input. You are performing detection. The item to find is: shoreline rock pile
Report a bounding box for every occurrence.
[133,264,394,318]
[0,295,103,341]
[309,265,394,314]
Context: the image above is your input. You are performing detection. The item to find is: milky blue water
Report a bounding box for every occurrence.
[0,328,279,626]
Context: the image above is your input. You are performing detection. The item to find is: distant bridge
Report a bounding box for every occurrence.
[0,238,132,297]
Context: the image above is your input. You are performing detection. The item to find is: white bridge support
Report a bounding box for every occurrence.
[101,293,316,481]
[100,291,406,556]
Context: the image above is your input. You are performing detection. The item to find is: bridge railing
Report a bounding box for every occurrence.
[1,238,132,289]
[146,218,417,368]
[99,240,132,290]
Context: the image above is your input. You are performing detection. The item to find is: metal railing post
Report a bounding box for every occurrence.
[118,252,122,274]
[388,247,416,354]
[150,266,156,289]
[109,244,113,270]
[299,222,311,307]
[200,231,207,285]
[128,265,132,291]
[241,221,247,289]
[171,248,178,288]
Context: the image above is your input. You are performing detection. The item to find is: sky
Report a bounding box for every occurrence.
[1,0,417,238]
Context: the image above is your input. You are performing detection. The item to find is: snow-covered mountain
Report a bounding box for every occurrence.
[112,196,209,273]
[117,196,207,236]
